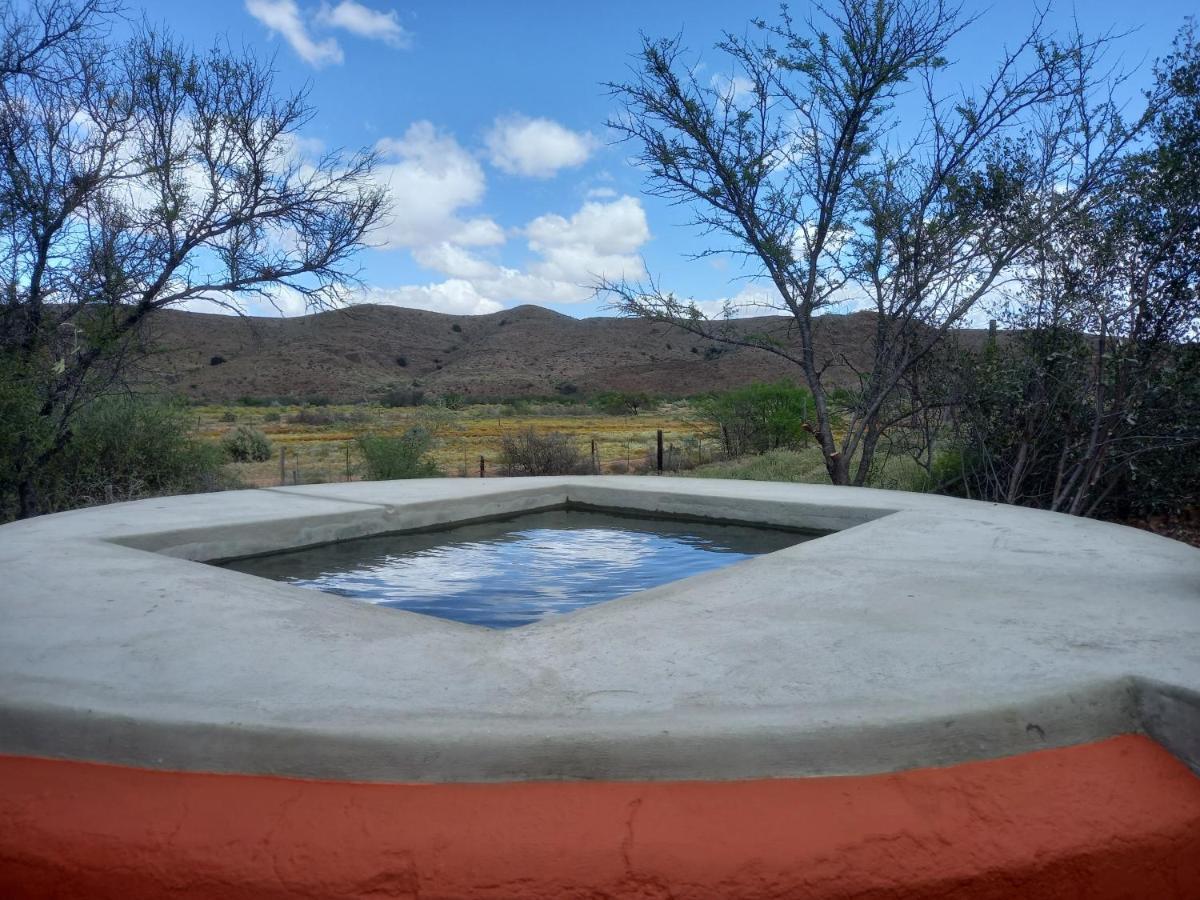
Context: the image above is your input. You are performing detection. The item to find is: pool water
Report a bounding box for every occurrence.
[219,509,812,628]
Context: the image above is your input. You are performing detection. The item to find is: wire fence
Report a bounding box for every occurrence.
[269,429,720,486]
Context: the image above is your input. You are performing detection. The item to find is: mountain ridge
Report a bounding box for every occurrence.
[135,302,990,403]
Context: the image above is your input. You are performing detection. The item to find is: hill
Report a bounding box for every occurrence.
[134,303,990,403]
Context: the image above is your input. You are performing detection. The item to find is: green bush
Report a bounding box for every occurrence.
[0,392,230,518]
[356,429,441,480]
[222,425,273,462]
[695,381,814,457]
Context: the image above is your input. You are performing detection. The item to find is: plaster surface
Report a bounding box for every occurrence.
[1,476,1198,781]
[4,735,1199,899]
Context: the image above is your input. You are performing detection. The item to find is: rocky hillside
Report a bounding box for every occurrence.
[134,303,989,403]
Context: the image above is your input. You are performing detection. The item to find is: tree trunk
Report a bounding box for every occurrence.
[852,427,881,487]
[17,476,40,520]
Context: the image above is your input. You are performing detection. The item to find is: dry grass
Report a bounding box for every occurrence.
[194,402,714,486]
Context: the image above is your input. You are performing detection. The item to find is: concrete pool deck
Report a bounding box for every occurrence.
[3,477,1200,898]
[1,476,1197,781]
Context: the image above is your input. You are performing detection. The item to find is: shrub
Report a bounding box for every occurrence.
[209,355,226,366]
[395,355,408,367]
[288,407,369,426]
[498,427,586,476]
[356,429,441,480]
[451,323,462,333]
[222,425,273,462]
[219,410,236,423]
[0,393,229,518]
[263,411,281,423]
[287,408,335,426]
[695,381,814,457]
[380,387,425,408]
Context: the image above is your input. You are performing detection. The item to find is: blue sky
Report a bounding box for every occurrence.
[134,0,1195,318]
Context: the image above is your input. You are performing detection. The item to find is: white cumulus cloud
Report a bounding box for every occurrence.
[245,0,342,66]
[400,196,652,306]
[485,115,599,179]
[316,1,409,47]
[710,72,757,102]
[353,281,504,315]
[524,195,649,288]
[688,284,784,319]
[246,0,409,66]
[373,122,504,249]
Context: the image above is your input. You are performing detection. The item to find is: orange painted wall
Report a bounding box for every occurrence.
[1,734,1198,899]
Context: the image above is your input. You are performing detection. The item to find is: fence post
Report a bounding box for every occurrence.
[657,430,664,474]
[279,446,286,486]
[479,455,485,478]
[345,444,351,481]
[591,439,598,475]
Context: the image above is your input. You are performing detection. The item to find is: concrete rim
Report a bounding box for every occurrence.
[1,476,1197,781]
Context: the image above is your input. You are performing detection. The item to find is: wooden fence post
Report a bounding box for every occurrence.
[279,446,286,486]
[657,430,664,474]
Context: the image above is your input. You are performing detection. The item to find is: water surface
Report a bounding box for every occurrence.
[220,508,812,628]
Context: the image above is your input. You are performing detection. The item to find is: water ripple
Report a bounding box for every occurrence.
[222,509,810,628]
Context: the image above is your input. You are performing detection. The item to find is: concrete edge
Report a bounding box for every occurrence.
[108,480,899,564]
[0,677,1149,782]
[113,484,572,560]
[3,478,1195,783]
[1137,679,1200,776]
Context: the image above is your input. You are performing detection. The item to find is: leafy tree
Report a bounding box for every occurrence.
[695,381,815,457]
[0,1,386,517]
[949,22,1200,517]
[600,0,1153,486]
[592,390,654,416]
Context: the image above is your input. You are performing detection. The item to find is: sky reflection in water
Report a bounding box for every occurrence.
[221,509,810,628]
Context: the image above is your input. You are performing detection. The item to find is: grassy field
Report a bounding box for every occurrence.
[683,447,934,492]
[183,400,1200,549]
[195,401,718,486]
[195,398,935,494]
